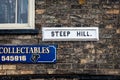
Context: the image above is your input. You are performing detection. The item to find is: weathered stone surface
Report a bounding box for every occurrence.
[0,70,6,75]
[80,59,88,64]
[106,9,119,14]
[11,39,38,44]
[36,9,45,15]
[16,64,37,70]
[6,70,20,75]
[0,0,119,76]
[20,70,34,74]
[97,69,120,75]
[34,70,47,74]
[105,24,113,29]
[3,65,16,70]
[116,28,120,34]
[57,63,72,70]
[0,65,2,70]
[47,69,56,74]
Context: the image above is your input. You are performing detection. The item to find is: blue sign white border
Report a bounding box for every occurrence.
[37,45,57,63]
[0,45,57,63]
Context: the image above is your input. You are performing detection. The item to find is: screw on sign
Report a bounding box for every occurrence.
[79,0,85,5]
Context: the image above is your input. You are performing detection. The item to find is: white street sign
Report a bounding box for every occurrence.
[42,27,99,41]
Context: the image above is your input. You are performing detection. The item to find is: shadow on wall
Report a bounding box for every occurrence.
[0,74,120,80]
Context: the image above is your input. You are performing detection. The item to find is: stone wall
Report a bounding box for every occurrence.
[0,0,120,76]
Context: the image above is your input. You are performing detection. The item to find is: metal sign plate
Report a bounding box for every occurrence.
[42,27,99,41]
[0,45,57,63]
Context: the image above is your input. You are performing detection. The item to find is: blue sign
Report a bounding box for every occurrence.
[0,45,57,63]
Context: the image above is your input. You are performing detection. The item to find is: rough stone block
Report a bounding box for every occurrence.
[57,63,72,70]
[116,28,120,34]
[105,24,113,29]
[47,69,56,74]
[36,9,45,14]
[99,64,114,69]
[0,70,6,75]
[0,65,2,70]
[6,70,20,75]
[20,70,34,74]
[3,65,16,70]
[80,59,88,64]
[71,5,82,9]
[106,9,119,14]
[72,64,85,69]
